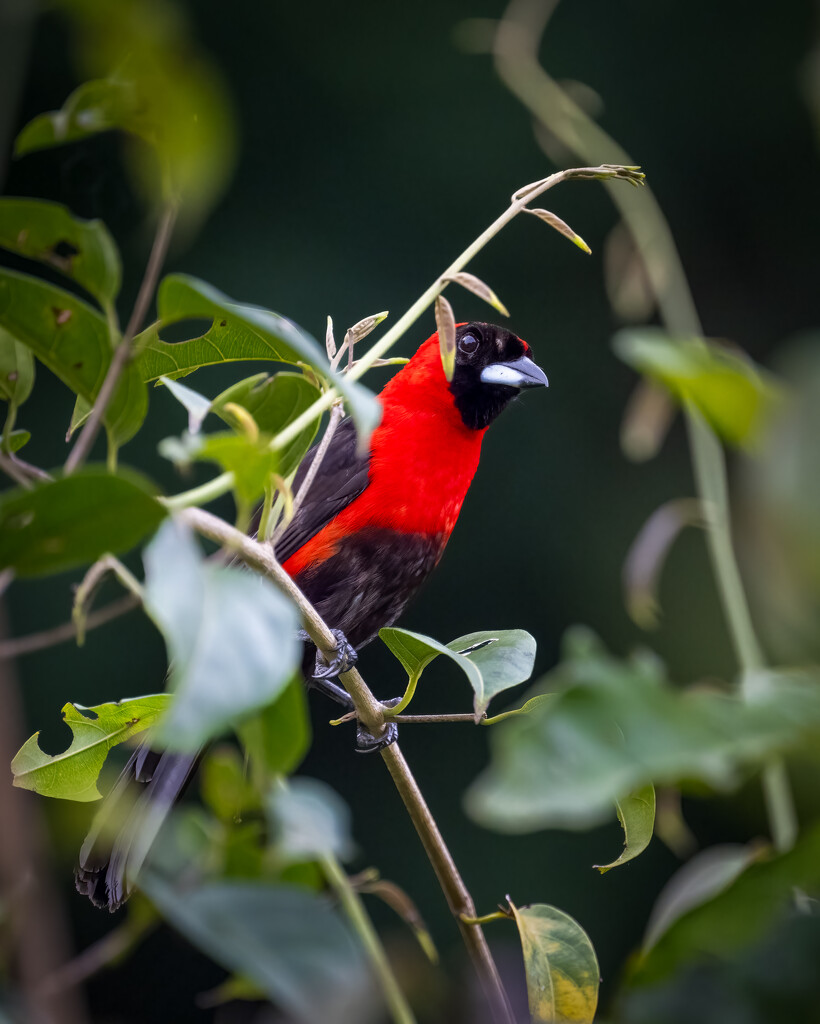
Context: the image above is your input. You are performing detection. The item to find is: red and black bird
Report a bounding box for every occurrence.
[77,321,548,909]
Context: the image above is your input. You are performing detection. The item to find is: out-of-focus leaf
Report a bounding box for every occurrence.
[212,372,321,477]
[136,275,380,445]
[642,844,755,953]
[0,198,121,306]
[267,778,354,863]
[159,375,212,434]
[0,327,35,407]
[0,268,147,446]
[355,874,438,964]
[238,679,311,777]
[15,0,236,226]
[11,695,171,801]
[141,876,371,1024]
[631,824,820,986]
[510,901,599,1024]
[200,746,258,823]
[143,519,300,751]
[594,785,656,873]
[466,628,820,832]
[5,429,31,453]
[0,468,166,576]
[613,328,781,448]
[159,429,279,508]
[380,627,535,721]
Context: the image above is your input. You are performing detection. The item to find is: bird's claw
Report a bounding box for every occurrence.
[312,628,359,681]
[356,718,399,753]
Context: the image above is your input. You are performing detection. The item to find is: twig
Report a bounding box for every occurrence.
[0,593,139,660]
[270,400,344,545]
[64,203,177,474]
[0,450,33,488]
[179,507,514,1024]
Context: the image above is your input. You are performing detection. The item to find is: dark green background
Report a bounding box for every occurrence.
[2,0,820,1021]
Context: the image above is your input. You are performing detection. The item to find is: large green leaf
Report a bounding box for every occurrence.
[0,468,166,576]
[142,519,301,751]
[594,784,656,873]
[630,824,820,986]
[160,428,280,508]
[0,326,35,408]
[141,876,371,1023]
[212,372,322,477]
[238,678,311,777]
[11,695,171,802]
[0,198,121,306]
[510,901,599,1024]
[379,627,536,720]
[267,778,355,864]
[0,268,147,446]
[136,275,380,442]
[613,328,781,448]
[466,628,820,832]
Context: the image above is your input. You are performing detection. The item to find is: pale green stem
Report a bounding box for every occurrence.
[320,853,417,1024]
[384,673,421,717]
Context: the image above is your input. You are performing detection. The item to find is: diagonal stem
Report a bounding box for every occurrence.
[180,507,515,1024]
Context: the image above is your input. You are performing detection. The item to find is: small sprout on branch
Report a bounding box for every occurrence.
[325,315,336,358]
[442,272,510,317]
[332,311,390,371]
[435,294,456,381]
[221,402,260,443]
[524,207,591,254]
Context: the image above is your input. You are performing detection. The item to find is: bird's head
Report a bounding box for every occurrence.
[448,322,548,430]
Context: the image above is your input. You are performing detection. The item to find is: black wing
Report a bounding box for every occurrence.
[274,416,371,565]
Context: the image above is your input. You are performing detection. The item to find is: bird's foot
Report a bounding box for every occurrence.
[355,696,401,754]
[312,628,359,681]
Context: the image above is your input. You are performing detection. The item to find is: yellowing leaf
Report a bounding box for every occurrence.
[510,901,599,1024]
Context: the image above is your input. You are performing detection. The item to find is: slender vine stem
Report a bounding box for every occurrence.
[493,0,798,853]
[321,853,417,1024]
[179,507,514,1024]
[0,594,139,660]
[65,202,177,474]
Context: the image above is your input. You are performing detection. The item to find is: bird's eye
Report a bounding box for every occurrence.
[458,333,479,356]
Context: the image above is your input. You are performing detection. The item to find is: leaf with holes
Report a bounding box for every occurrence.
[136,275,379,443]
[594,784,656,873]
[0,468,166,577]
[11,695,171,801]
[0,198,121,306]
[0,268,147,446]
[510,901,600,1024]
[143,520,301,751]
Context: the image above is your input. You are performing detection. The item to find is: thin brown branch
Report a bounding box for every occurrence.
[180,507,514,1023]
[0,593,140,660]
[65,203,177,474]
[0,450,33,488]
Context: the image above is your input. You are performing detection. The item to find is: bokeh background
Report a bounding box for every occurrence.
[2,0,820,1021]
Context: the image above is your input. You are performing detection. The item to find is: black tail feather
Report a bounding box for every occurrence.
[76,744,199,912]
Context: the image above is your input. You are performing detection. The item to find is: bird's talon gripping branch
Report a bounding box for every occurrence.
[312,627,359,681]
[356,718,399,754]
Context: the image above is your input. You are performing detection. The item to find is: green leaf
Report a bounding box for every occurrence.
[238,679,311,777]
[0,326,35,407]
[642,844,755,952]
[0,197,121,306]
[136,275,380,443]
[15,78,137,157]
[11,695,171,801]
[142,519,301,751]
[159,429,279,508]
[200,746,259,823]
[612,328,782,448]
[5,429,31,453]
[510,901,600,1024]
[594,784,656,873]
[212,372,321,477]
[0,268,147,446]
[141,876,370,1023]
[466,628,820,833]
[267,778,354,863]
[0,467,166,577]
[631,824,820,986]
[379,626,536,720]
